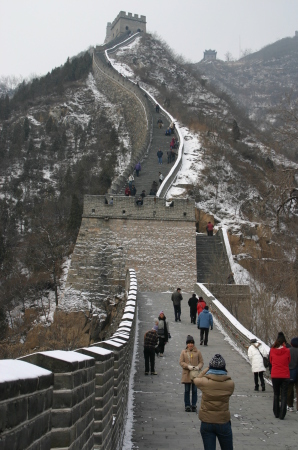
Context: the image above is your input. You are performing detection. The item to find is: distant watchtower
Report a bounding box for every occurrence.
[204,49,217,61]
[105,11,146,43]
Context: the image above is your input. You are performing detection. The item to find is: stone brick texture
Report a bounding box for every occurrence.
[92,52,152,193]
[0,366,53,450]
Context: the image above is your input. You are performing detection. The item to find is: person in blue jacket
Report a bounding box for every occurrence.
[197,305,213,346]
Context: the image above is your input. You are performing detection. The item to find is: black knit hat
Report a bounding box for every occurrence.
[209,354,226,370]
[186,335,194,344]
[250,338,257,344]
[291,337,298,348]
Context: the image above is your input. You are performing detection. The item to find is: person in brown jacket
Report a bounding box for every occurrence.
[193,354,234,450]
[179,335,204,412]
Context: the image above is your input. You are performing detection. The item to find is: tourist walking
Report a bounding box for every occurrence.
[179,335,204,412]
[287,337,298,412]
[156,311,170,356]
[206,221,214,236]
[247,338,267,391]
[193,354,235,450]
[270,332,291,420]
[135,162,141,177]
[156,104,160,113]
[197,296,206,317]
[157,118,163,128]
[144,328,158,375]
[197,306,213,346]
[159,172,164,185]
[188,293,198,324]
[157,149,163,164]
[171,288,183,322]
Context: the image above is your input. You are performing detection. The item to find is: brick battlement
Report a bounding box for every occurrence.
[111,11,146,28]
[83,195,195,222]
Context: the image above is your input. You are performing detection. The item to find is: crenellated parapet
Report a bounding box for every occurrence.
[105,11,146,43]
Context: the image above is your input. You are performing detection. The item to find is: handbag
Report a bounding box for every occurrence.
[290,367,297,382]
[256,345,269,369]
[189,369,200,380]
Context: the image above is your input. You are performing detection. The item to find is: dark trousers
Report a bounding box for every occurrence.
[157,337,166,354]
[272,378,289,419]
[174,304,181,321]
[190,310,197,324]
[254,371,265,388]
[200,328,209,345]
[200,421,233,450]
[144,347,155,373]
[207,230,213,236]
[287,380,298,409]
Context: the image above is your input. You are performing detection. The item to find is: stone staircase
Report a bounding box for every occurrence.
[196,232,231,283]
[117,100,178,196]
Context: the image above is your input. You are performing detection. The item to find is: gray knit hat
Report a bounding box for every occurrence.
[209,354,226,370]
[186,335,194,344]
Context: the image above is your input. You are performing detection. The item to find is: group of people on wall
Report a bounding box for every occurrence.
[248,331,298,420]
[143,287,298,450]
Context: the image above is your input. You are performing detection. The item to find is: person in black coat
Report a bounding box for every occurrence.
[188,294,198,324]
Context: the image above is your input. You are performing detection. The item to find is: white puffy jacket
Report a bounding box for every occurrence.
[248,343,267,372]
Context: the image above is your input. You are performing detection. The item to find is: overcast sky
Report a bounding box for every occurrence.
[1,0,298,79]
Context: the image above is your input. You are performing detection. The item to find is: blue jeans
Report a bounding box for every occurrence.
[200,421,233,450]
[158,156,162,164]
[184,383,197,407]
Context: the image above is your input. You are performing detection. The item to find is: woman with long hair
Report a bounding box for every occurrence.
[270,332,291,420]
[156,311,170,356]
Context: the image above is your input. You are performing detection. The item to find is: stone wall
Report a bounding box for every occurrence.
[0,360,53,449]
[66,197,197,294]
[106,11,146,43]
[0,270,137,450]
[92,52,152,194]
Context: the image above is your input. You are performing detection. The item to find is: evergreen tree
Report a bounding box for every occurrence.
[68,194,82,231]
[23,117,30,140]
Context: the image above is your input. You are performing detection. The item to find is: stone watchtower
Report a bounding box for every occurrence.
[204,49,217,60]
[105,11,146,43]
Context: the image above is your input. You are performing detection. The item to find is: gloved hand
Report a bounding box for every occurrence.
[188,365,194,371]
[194,365,201,371]
[210,327,213,330]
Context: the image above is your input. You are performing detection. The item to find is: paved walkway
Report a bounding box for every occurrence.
[119,102,177,196]
[130,292,297,449]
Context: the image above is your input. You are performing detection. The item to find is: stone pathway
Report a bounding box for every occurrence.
[129,292,297,449]
[119,102,177,197]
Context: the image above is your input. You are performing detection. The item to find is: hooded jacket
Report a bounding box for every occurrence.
[197,309,213,329]
[270,346,291,378]
[194,367,235,423]
[248,343,267,373]
[197,299,206,315]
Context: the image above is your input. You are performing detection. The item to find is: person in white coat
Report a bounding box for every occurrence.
[248,338,267,391]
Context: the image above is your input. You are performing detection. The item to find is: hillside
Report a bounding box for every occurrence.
[194,35,298,161]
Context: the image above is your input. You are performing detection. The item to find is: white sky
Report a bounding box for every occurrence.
[1,0,298,78]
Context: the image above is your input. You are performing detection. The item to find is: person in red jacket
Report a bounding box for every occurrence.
[270,332,291,420]
[197,297,206,315]
[125,186,131,196]
[206,221,214,236]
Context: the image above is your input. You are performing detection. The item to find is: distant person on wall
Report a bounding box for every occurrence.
[188,293,198,324]
[144,328,159,375]
[193,354,235,450]
[140,190,146,199]
[171,288,183,322]
[165,127,171,136]
[248,338,267,391]
[128,174,134,189]
[135,196,143,206]
[169,122,175,134]
[270,332,291,420]
[206,221,214,236]
[227,272,235,284]
[156,311,170,356]
[156,104,160,113]
[157,149,163,165]
[180,335,204,412]
[159,172,164,185]
[151,181,158,194]
[197,306,213,346]
[197,296,206,317]
[153,318,159,332]
[135,162,141,177]
[157,118,163,129]
[125,186,131,196]
[130,185,137,196]
[287,337,298,412]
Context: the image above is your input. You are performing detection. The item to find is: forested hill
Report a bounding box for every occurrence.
[0,50,131,353]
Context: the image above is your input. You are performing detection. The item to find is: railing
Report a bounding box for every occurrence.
[0,270,138,450]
